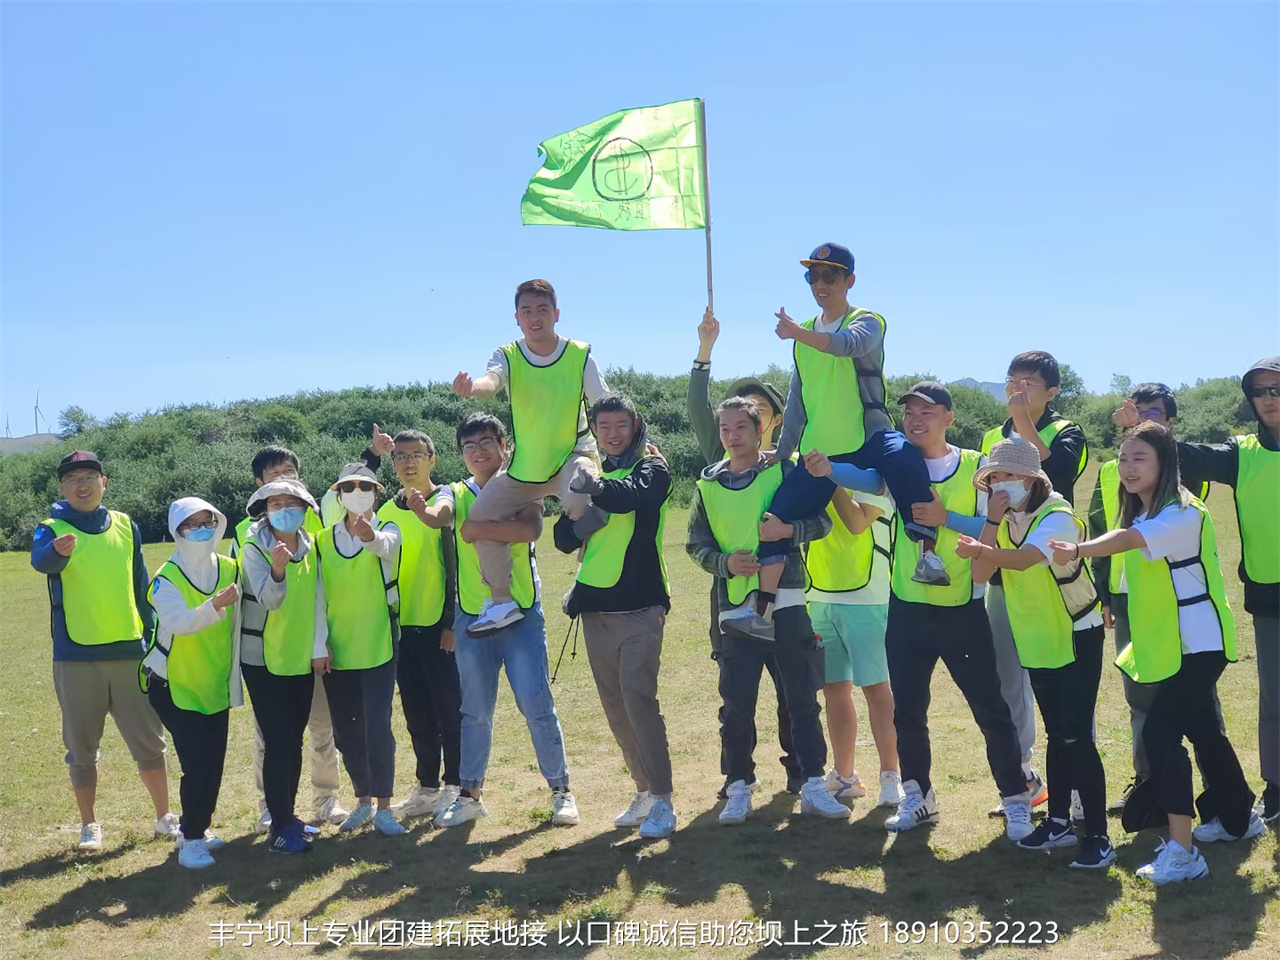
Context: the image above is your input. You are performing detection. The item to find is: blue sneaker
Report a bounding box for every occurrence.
[267,821,312,855]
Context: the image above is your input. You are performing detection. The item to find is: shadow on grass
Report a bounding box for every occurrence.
[0,840,139,889]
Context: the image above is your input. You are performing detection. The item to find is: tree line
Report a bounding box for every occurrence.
[0,367,1256,550]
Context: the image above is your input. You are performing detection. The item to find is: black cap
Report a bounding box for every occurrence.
[897,381,952,410]
[57,451,103,479]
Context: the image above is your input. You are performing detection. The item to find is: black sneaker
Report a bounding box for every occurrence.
[1256,782,1279,823]
[1069,835,1116,869]
[1015,817,1077,850]
[1108,775,1146,815]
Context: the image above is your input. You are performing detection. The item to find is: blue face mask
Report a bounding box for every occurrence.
[183,526,216,543]
[268,507,306,533]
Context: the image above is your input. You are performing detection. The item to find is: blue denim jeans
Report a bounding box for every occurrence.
[453,602,570,791]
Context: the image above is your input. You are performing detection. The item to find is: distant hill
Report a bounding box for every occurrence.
[0,433,59,455]
[950,377,1005,401]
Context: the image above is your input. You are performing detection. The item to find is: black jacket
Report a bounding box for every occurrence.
[554,425,672,616]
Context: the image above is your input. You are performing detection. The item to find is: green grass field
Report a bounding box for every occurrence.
[1,465,1276,959]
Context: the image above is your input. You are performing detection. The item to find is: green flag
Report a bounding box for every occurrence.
[521,98,707,231]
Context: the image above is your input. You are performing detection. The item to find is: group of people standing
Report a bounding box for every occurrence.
[32,245,1277,886]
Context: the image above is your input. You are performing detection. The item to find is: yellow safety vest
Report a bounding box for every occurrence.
[997,503,1099,668]
[891,449,983,607]
[697,463,785,606]
[577,461,670,591]
[43,512,144,646]
[1117,499,1238,683]
[794,309,887,456]
[149,557,237,714]
[452,479,537,616]
[805,500,891,595]
[378,491,447,627]
[238,539,319,676]
[982,418,1088,482]
[504,339,590,483]
[315,523,395,671]
[1234,435,1279,585]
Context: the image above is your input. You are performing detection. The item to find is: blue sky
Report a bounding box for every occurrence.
[2,1,1276,433]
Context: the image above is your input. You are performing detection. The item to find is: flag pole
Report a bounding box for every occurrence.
[697,98,714,313]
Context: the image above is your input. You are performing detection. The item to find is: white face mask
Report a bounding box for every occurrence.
[991,479,1031,510]
[341,489,375,515]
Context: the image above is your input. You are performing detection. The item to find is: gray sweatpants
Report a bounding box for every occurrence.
[985,585,1036,764]
[1255,613,1280,786]
[53,659,167,790]
[253,670,341,814]
[581,606,673,797]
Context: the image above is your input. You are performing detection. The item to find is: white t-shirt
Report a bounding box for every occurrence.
[1016,509,1104,631]
[1133,504,1224,654]
[487,337,608,458]
[924,446,988,601]
[807,491,894,606]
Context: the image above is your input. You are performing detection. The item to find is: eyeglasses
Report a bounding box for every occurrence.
[806,267,845,285]
[460,437,500,455]
[180,520,217,532]
[1249,385,1280,398]
[337,481,375,493]
[391,452,430,464]
[1005,377,1047,388]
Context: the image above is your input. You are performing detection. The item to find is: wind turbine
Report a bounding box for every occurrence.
[34,390,45,434]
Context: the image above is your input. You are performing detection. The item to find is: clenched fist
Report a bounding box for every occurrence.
[53,533,77,557]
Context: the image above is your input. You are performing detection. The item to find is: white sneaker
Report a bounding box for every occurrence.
[339,801,374,833]
[316,796,350,826]
[614,791,654,828]
[77,822,103,851]
[177,837,215,869]
[1003,798,1034,842]
[467,598,524,636]
[203,830,226,850]
[1137,839,1209,885]
[886,779,939,832]
[719,780,753,825]
[639,797,676,839]
[434,784,461,817]
[394,783,442,819]
[824,770,867,802]
[256,809,273,835]
[1193,812,1266,844]
[154,811,181,839]
[551,789,580,826]
[435,794,488,828]
[878,770,905,808]
[802,776,853,819]
[373,808,407,836]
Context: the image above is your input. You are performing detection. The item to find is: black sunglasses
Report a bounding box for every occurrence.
[338,481,374,493]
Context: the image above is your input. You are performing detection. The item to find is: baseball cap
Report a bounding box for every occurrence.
[897,381,953,410]
[729,377,786,416]
[57,451,104,479]
[799,242,854,273]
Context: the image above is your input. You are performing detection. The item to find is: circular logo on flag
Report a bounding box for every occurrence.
[592,138,654,202]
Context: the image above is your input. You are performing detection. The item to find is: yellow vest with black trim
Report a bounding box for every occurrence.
[1117,499,1237,683]
[997,503,1099,669]
[237,539,319,676]
[315,523,395,671]
[982,418,1088,482]
[1234,435,1279,585]
[43,511,144,646]
[452,479,537,616]
[235,508,322,552]
[806,500,892,595]
[378,491,447,627]
[891,449,983,607]
[794,309,887,455]
[577,462,671,591]
[1098,459,1209,595]
[504,339,590,483]
[696,462,785,606]
[148,556,237,714]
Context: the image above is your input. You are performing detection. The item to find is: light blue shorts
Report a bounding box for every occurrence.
[809,602,890,687]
